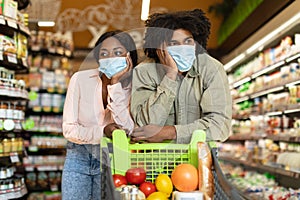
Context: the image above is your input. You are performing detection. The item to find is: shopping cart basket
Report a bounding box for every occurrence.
[100,130,242,200]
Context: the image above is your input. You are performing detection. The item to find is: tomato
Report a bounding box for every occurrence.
[155,174,173,197]
[125,167,146,185]
[112,174,127,187]
[171,163,198,192]
[139,181,156,197]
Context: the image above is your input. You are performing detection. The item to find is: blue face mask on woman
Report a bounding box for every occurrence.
[166,45,196,72]
[98,57,127,79]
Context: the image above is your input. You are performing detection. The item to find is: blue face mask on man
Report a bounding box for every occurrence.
[166,45,196,72]
[98,57,127,79]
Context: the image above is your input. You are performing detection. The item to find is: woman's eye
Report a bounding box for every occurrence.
[100,52,108,57]
[114,51,123,56]
[168,41,178,46]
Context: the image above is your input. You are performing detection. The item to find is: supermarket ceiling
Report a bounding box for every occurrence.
[24,0,223,49]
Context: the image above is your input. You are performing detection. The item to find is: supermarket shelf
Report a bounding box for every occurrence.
[24,164,64,172]
[0,93,28,101]
[231,52,300,89]
[26,108,63,116]
[219,156,300,180]
[29,47,73,58]
[0,185,28,199]
[228,134,300,143]
[25,146,66,155]
[0,15,30,37]
[0,53,29,73]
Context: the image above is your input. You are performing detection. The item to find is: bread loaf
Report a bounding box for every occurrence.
[197,142,214,200]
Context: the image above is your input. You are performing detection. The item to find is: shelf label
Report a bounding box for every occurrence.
[10,152,20,163]
[28,145,38,152]
[0,16,5,25]
[31,45,40,51]
[48,47,56,54]
[7,54,17,64]
[6,19,18,29]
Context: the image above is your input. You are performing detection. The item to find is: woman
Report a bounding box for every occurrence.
[62,30,138,200]
[130,9,232,144]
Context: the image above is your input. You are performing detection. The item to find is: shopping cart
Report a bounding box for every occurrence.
[100,130,242,200]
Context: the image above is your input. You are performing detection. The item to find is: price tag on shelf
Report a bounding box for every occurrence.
[48,47,56,54]
[10,152,20,163]
[65,50,71,57]
[0,51,3,61]
[6,19,18,29]
[22,57,28,67]
[31,45,40,51]
[7,54,17,64]
[28,145,38,152]
[0,15,5,25]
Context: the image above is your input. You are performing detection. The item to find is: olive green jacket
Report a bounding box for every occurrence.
[131,53,232,143]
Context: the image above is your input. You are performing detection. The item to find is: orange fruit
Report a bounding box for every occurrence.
[171,163,198,192]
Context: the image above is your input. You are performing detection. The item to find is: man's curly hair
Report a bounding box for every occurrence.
[144,9,211,62]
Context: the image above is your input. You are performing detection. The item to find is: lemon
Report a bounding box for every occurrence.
[155,174,173,196]
[146,191,168,200]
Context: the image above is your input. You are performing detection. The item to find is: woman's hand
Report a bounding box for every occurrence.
[131,124,176,142]
[156,42,178,80]
[103,123,122,138]
[111,52,133,84]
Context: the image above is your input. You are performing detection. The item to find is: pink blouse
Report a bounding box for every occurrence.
[62,69,134,144]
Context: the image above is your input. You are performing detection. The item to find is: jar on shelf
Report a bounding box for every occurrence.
[3,138,12,153]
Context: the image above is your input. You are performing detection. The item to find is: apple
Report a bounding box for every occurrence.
[125,167,146,185]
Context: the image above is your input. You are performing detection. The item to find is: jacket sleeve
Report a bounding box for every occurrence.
[107,82,134,134]
[175,58,232,143]
[62,73,105,144]
[130,63,179,127]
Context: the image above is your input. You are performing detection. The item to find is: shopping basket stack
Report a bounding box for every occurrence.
[100,130,242,200]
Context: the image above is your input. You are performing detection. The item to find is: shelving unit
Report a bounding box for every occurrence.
[16,29,74,199]
[220,1,300,199]
[0,6,30,198]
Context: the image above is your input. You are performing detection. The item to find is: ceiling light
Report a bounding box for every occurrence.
[141,0,150,21]
[38,21,55,27]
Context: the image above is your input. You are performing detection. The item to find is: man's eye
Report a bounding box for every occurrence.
[185,39,195,45]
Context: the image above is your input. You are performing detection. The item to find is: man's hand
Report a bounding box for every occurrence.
[131,124,176,142]
[156,43,178,80]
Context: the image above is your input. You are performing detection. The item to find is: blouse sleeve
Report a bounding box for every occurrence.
[107,82,134,135]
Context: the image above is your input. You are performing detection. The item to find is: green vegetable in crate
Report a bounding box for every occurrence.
[125,167,146,185]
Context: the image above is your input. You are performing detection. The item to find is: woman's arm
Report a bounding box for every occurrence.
[107,83,134,134]
[62,73,107,144]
